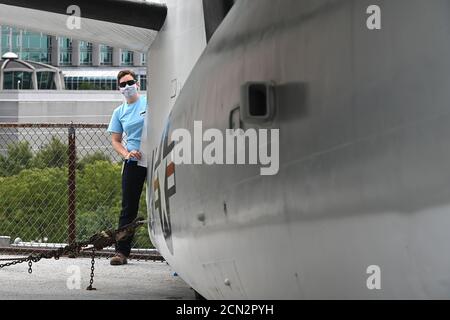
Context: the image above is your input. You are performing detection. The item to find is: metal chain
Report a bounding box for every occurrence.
[86,249,96,291]
[0,218,148,289]
[28,260,33,274]
[0,257,28,269]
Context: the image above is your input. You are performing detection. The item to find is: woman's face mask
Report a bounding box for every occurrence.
[120,84,139,100]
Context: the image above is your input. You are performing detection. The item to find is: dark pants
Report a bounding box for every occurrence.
[116,161,147,257]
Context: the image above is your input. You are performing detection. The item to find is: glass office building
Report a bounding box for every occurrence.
[1,26,51,64]
[79,41,93,66]
[121,50,134,66]
[0,52,64,90]
[64,74,147,91]
[0,25,147,91]
[58,37,72,66]
[100,45,113,66]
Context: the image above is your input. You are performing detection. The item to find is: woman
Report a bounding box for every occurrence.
[107,70,147,266]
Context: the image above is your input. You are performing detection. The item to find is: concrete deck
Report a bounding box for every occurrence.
[0,255,195,300]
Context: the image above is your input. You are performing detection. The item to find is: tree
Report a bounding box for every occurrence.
[31,137,69,169]
[0,149,153,248]
[0,167,68,243]
[79,82,101,90]
[0,141,33,177]
[0,154,6,177]
[77,151,111,171]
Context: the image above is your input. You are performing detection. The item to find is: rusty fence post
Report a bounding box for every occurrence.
[68,124,77,247]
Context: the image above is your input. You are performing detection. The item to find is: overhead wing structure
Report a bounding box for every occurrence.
[0,0,167,52]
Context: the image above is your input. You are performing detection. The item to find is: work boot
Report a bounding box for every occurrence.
[110,253,128,266]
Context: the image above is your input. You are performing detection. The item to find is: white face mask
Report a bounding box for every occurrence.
[120,84,139,100]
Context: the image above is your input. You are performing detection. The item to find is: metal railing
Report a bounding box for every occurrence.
[0,123,158,260]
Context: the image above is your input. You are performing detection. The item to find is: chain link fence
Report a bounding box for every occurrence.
[0,123,157,260]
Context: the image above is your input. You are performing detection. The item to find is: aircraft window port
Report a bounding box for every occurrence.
[249,84,268,116]
[240,82,276,124]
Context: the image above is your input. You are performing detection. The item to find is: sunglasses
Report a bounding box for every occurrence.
[119,80,137,88]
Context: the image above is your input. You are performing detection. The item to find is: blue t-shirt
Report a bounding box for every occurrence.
[108,96,147,159]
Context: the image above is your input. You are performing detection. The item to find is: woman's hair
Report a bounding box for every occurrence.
[117,70,137,83]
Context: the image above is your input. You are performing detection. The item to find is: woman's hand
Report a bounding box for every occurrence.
[126,150,142,161]
[111,134,142,161]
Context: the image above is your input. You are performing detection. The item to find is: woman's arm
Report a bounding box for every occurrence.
[111,133,142,160]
